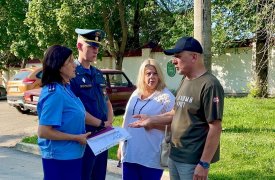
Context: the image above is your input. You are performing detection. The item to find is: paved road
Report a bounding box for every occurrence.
[0,147,121,180]
[0,100,121,179]
[0,100,169,180]
[0,100,38,147]
[0,147,43,179]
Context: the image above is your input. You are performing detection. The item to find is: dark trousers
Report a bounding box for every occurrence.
[123,162,163,180]
[42,158,82,180]
[82,145,108,180]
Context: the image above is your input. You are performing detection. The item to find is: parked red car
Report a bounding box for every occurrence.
[23,88,41,112]
[23,69,136,114]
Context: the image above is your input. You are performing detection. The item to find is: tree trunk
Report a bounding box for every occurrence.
[132,1,140,48]
[21,59,27,68]
[255,30,268,97]
[101,0,128,70]
[194,0,212,72]
[115,54,123,70]
[254,0,269,98]
[117,0,128,70]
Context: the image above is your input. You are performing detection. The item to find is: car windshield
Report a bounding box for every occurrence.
[11,71,31,80]
[108,73,129,87]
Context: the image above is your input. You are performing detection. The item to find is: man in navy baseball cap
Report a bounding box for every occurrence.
[75,28,105,48]
[130,36,224,180]
[164,37,203,55]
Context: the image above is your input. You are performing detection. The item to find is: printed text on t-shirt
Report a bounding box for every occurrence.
[176,96,193,108]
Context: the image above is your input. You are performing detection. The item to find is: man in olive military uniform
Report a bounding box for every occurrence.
[129,37,224,180]
[70,28,113,180]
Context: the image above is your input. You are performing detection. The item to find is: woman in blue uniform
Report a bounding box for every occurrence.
[37,45,91,180]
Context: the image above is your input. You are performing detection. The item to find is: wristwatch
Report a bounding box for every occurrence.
[99,120,105,128]
[198,160,210,169]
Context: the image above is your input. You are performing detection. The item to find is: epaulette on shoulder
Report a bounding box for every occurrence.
[48,83,56,92]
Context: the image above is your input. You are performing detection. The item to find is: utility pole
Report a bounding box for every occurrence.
[194,0,212,72]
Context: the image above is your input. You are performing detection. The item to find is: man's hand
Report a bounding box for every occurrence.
[128,114,151,128]
[105,119,113,127]
[193,164,209,180]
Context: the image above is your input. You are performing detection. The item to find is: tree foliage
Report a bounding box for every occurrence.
[1,0,273,98]
[25,0,130,69]
[212,0,274,97]
[23,0,194,70]
[254,0,274,97]
[0,0,194,70]
[0,0,39,68]
[211,0,257,54]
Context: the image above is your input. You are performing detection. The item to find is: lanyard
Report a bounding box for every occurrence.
[132,98,151,115]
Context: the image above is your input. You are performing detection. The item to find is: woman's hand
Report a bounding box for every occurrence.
[75,132,91,145]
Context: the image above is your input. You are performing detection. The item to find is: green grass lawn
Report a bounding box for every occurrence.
[22,97,275,179]
[210,97,275,179]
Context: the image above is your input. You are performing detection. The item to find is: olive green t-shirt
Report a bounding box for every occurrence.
[170,72,224,164]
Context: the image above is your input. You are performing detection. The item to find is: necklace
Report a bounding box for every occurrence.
[132,98,151,115]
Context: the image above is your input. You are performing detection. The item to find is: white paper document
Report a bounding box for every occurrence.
[87,127,131,156]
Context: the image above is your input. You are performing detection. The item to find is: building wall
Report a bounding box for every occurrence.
[95,46,275,95]
[2,47,274,96]
[94,49,183,91]
[212,47,254,94]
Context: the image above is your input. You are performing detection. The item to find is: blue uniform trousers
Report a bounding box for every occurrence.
[82,145,108,180]
[42,158,82,180]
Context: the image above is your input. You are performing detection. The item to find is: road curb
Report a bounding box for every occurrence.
[15,142,40,155]
[15,142,169,179]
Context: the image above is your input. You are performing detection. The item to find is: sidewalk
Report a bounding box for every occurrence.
[15,142,169,180]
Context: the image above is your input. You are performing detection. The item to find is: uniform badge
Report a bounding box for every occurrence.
[82,77,86,83]
[48,84,56,92]
[95,32,100,41]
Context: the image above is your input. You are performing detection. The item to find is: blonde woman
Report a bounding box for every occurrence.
[117,59,175,180]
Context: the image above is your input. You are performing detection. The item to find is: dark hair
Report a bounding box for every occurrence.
[41,45,72,86]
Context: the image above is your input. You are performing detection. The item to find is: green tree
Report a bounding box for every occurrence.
[212,0,274,97]
[211,0,257,54]
[254,0,273,98]
[0,0,39,69]
[25,0,130,69]
[1,0,197,72]
[156,0,194,48]
[24,0,193,70]
[25,0,66,54]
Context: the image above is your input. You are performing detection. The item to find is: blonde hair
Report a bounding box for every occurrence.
[136,58,166,95]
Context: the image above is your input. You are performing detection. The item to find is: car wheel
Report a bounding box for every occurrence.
[15,106,30,114]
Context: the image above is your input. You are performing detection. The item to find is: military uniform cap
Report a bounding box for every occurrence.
[75,28,106,47]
